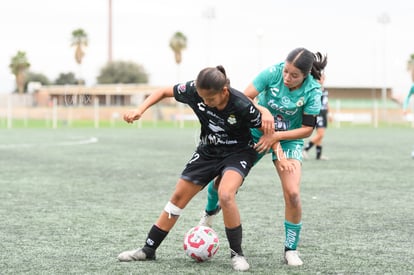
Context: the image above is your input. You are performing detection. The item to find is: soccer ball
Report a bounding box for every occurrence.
[183,225,219,262]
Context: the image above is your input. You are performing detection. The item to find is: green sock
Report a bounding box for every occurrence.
[284,220,302,250]
[205,180,219,213]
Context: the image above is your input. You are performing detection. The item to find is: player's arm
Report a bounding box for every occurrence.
[255,114,316,154]
[124,87,174,123]
[244,83,275,135]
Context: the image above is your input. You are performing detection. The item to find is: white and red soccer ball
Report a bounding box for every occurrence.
[183,225,219,262]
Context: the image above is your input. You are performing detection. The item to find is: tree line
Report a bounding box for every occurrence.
[8,29,187,94]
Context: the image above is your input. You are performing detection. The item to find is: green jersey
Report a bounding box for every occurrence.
[250,62,322,160]
[253,62,322,130]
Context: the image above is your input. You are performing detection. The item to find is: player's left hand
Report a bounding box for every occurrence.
[276,159,296,173]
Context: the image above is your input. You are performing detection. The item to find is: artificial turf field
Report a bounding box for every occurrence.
[0,125,413,274]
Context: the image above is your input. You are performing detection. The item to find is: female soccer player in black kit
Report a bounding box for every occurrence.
[118,66,263,271]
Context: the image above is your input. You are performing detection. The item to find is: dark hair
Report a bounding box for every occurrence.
[196,65,230,92]
[286,48,327,80]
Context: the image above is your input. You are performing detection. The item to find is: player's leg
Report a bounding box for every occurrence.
[315,127,325,159]
[315,113,328,160]
[274,158,303,265]
[199,178,221,227]
[218,169,249,271]
[199,151,265,228]
[118,179,203,261]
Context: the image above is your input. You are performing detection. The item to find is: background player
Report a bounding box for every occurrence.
[303,73,329,160]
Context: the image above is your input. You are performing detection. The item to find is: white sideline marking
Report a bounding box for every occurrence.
[0,137,98,149]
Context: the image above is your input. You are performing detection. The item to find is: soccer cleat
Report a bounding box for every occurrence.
[231,255,250,271]
[284,250,303,266]
[117,248,156,262]
[302,150,309,160]
[318,155,329,160]
[198,206,221,228]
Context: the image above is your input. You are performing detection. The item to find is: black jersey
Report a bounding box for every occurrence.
[173,81,262,158]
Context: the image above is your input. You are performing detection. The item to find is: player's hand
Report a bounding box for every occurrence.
[123,110,142,123]
[255,133,275,154]
[276,159,296,173]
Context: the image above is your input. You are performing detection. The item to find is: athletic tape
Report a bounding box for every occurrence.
[164,201,182,219]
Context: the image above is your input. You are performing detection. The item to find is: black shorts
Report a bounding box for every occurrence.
[180,148,258,187]
[316,112,328,129]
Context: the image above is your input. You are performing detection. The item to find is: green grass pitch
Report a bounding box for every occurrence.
[0,126,413,274]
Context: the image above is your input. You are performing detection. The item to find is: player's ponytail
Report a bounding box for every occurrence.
[286,48,327,80]
[311,52,328,81]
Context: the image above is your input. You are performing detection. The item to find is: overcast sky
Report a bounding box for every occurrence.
[1,0,413,97]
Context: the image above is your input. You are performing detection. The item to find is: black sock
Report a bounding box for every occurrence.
[304,141,314,151]
[225,225,243,257]
[316,145,322,159]
[143,224,169,256]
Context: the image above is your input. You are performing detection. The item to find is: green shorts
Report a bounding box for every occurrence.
[251,128,304,163]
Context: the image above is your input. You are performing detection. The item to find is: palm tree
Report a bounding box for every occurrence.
[407,53,414,82]
[71,28,88,65]
[169,31,187,128]
[9,51,30,94]
[71,28,88,86]
[169,31,187,66]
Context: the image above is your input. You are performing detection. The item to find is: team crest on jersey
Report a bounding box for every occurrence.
[227,114,237,125]
[296,97,304,107]
[177,83,186,94]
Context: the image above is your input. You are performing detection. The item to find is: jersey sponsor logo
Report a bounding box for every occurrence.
[281,96,291,106]
[267,99,298,116]
[177,83,186,94]
[206,109,222,120]
[201,134,238,146]
[208,123,225,132]
[275,115,290,131]
[240,161,247,169]
[227,114,237,125]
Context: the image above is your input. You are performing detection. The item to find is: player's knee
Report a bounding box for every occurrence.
[286,192,301,208]
[218,190,236,208]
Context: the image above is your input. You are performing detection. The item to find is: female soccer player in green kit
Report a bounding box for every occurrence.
[199,48,328,266]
